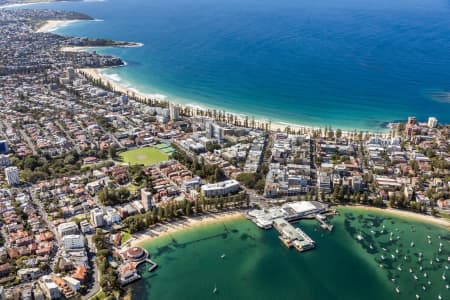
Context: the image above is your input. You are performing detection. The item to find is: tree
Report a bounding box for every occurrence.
[108,145,118,159]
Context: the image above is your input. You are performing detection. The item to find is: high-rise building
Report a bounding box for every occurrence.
[207,122,224,142]
[428,117,438,128]
[4,166,19,186]
[62,235,84,249]
[407,116,416,125]
[57,222,79,237]
[90,208,105,228]
[0,154,10,167]
[141,188,152,211]
[169,103,180,121]
[0,140,9,154]
[67,67,76,81]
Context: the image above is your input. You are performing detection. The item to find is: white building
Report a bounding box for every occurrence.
[317,172,331,192]
[201,180,240,197]
[4,166,19,186]
[63,276,81,291]
[58,221,79,237]
[62,235,84,250]
[90,208,105,228]
[141,188,152,211]
[428,117,438,128]
[169,103,181,121]
[39,276,61,300]
[104,207,121,225]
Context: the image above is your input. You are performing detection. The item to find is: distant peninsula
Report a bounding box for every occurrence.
[0,0,80,6]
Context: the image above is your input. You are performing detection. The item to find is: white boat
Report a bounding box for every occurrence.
[411,242,415,247]
[221,254,226,259]
[395,287,400,294]
[424,272,428,278]
[382,248,387,252]
[213,284,218,294]
[370,230,375,234]
[416,294,420,299]
[370,244,374,250]
[438,295,442,300]
[428,281,432,285]
[391,254,395,259]
[381,255,385,260]
[395,249,399,254]
[357,233,364,241]
[446,284,449,289]
[422,286,426,291]
[442,271,446,281]
[428,235,432,239]
[404,256,407,261]
[447,256,450,262]
[446,265,449,270]
[391,278,395,283]
[420,266,423,271]
[414,274,418,280]
[409,268,412,273]
[436,257,440,262]
[397,266,402,272]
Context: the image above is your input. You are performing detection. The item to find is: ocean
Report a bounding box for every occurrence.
[15,0,450,129]
[133,208,450,300]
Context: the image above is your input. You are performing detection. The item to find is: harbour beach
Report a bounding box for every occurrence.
[341,205,450,228]
[128,206,450,250]
[129,210,244,247]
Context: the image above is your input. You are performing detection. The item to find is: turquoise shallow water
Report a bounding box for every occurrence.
[16,0,450,129]
[132,208,450,300]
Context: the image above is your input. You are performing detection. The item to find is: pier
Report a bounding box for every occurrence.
[146,258,158,272]
[315,214,334,231]
[273,218,315,252]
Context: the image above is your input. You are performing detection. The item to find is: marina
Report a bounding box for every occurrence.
[247,201,332,252]
[130,207,450,299]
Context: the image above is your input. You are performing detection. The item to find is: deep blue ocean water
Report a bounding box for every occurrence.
[17,0,450,130]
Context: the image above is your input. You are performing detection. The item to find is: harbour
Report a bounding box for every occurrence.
[130,208,450,299]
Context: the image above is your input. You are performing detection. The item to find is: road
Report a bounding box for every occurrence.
[55,120,80,153]
[82,234,101,300]
[19,129,38,155]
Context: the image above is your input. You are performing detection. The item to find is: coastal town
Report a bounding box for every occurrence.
[0,7,449,300]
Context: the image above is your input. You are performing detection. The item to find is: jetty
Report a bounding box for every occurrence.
[247,201,334,253]
[146,258,158,272]
[315,214,333,231]
[273,218,315,252]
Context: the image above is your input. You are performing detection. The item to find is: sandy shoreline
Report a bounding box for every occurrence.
[36,19,80,33]
[78,67,390,135]
[34,19,391,134]
[129,210,245,247]
[127,205,449,248]
[342,205,450,228]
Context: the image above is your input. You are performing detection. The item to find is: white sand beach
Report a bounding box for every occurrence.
[129,210,244,247]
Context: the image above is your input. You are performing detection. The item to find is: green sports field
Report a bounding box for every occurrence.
[119,147,169,166]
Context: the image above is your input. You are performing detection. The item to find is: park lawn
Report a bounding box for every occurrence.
[119,147,168,166]
[121,231,132,244]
